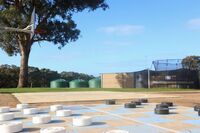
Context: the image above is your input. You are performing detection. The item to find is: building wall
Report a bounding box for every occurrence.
[101,69,199,89]
[101,73,134,88]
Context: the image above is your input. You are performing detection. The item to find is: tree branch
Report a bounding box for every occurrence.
[33,38,47,43]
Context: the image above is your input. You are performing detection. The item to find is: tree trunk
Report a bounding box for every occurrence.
[17,43,31,88]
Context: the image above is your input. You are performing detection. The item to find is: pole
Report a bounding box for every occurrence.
[148,68,150,89]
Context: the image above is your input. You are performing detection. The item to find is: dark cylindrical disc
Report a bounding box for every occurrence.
[139,98,148,103]
[194,105,200,111]
[154,108,169,115]
[161,102,173,107]
[131,101,142,105]
[105,99,116,105]
[156,104,169,109]
[124,103,136,108]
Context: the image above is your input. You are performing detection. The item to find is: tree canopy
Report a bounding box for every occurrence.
[0,0,108,87]
[182,56,200,71]
[0,0,108,55]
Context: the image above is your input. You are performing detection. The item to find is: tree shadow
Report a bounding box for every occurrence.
[116,73,133,88]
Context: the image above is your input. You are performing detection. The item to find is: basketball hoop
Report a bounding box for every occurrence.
[0,7,36,39]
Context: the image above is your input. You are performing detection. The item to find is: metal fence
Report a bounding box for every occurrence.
[150,69,199,88]
[153,59,182,71]
[150,59,199,88]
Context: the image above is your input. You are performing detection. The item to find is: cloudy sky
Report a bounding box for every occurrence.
[1,0,200,76]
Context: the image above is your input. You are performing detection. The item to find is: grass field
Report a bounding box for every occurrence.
[0,87,199,93]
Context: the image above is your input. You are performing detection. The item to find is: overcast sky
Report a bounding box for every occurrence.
[1,0,200,76]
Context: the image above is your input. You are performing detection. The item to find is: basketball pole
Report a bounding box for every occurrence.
[148,68,150,89]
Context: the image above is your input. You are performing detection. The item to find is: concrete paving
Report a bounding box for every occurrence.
[13,91,180,104]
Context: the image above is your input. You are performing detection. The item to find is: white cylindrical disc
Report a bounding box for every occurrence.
[23,108,39,115]
[32,115,51,124]
[0,121,23,133]
[40,127,66,133]
[0,107,10,113]
[16,104,29,109]
[56,110,71,117]
[0,113,14,121]
[50,105,63,112]
[73,116,92,127]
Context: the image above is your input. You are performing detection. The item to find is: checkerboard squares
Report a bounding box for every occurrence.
[106,119,139,127]
[155,121,200,131]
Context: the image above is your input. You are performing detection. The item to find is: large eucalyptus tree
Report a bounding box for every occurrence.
[0,0,108,87]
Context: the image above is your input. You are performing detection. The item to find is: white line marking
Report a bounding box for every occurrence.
[81,105,181,133]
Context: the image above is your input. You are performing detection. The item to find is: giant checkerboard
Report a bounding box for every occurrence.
[1,103,200,133]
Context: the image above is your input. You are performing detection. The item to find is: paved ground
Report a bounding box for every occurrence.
[1,103,200,133]
[2,91,200,108]
[13,91,180,104]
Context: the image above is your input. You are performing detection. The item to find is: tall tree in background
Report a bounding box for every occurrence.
[0,0,108,87]
[182,56,200,70]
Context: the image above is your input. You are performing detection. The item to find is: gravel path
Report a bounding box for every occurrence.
[1,91,200,108]
[0,94,20,107]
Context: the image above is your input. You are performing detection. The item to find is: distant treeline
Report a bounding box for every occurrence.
[0,64,94,88]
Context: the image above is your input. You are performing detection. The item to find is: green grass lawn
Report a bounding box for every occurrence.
[0,87,199,93]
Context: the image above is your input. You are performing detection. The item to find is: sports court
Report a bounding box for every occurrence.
[1,101,200,133]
